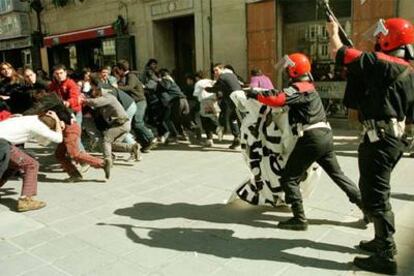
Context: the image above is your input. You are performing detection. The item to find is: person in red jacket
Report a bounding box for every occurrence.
[49,64,85,150]
[246,53,366,231]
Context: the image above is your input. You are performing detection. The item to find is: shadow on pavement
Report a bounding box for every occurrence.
[37,173,106,184]
[112,202,367,229]
[0,197,17,211]
[154,143,241,153]
[98,224,361,271]
[391,193,414,201]
[0,187,18,197]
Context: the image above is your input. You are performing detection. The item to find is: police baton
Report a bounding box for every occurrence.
[319,0,353,47]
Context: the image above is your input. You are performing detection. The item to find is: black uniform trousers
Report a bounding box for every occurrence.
[281,128,361,208]
[358,134,404,250]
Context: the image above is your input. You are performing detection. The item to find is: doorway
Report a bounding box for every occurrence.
[153,15,195,87]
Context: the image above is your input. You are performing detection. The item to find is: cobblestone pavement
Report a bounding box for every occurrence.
[1,127,413,276]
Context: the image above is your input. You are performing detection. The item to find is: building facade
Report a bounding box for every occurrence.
[0,0,32,68]
[2,0,408,87]
[29,0,247,86]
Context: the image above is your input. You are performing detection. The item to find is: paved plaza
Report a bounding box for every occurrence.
[1,124,414,276]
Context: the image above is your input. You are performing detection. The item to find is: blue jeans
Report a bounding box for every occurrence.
[75,111,85,152]
[133,100,154,147]
[124,103,137,145]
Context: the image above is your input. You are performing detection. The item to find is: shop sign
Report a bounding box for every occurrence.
[0,36,31,51]
[315,81,346,99]
[151,0,193,17]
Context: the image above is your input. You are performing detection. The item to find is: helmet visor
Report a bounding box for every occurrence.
[274,55,295,72]
[362,19,389,42]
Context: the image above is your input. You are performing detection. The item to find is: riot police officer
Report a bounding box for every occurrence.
[246,53,365,231]
[327,18,414,275]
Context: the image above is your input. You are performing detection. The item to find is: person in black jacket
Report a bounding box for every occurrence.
[206,63,242,149]
[328,17,414,274]
[117,60,156,152]
[157,69,190,142]
[0,62,31,114]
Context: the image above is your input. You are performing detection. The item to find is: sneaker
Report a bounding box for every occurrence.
[141,138,158,153]
[277,217,308,231]
[129,143,142,161]
[159,132,170,144]
[17,197,46,212]
[103,158,111,179]
[216,126,224,141]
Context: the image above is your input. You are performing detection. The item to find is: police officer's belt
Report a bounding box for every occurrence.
[303,121,331,131]
[362,119,405,139]
[293,121,331,137]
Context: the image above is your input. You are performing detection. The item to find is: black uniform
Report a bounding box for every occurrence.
[337,46,414,261]
[255,81,362,229]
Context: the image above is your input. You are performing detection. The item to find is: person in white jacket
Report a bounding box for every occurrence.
[193,71,220,147]
[0,111,63,212]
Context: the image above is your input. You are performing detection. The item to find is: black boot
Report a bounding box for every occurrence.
[359,238,381,253]
[278,202,308,231]
[354,250,397,275]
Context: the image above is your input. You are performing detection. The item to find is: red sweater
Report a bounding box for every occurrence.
[49,78,81,112]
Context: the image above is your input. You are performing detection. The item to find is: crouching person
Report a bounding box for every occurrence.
[24,89,110,181]
[0,111,63,212]
[55,118,111,181]
[84,79,141,169]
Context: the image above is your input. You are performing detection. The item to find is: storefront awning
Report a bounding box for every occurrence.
[43,25,115,47]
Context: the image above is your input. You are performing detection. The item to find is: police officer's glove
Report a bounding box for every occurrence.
[245,89,260,100]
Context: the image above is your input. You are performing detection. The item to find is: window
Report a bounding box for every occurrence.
[307,25,318,42]
[310,44,317,57]
[102,39,116,66]
[22,49,31,67]
[318,44,329,59]
[102,39,116,56]
[0,0,12,13]
[68,45,77,71]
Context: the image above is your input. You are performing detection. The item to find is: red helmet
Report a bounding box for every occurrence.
[376,18,414,51]
[286,53,311,78]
